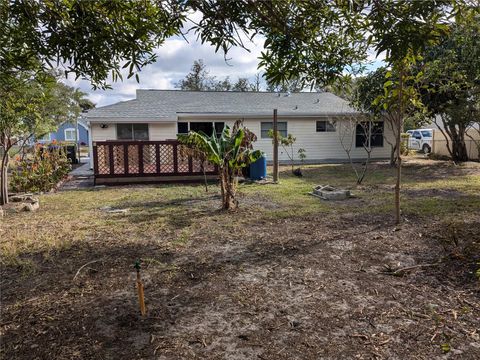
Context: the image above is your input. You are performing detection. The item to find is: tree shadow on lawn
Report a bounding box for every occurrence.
[113,194,224,228]
[116,192,283,229]
[3,210,479,359]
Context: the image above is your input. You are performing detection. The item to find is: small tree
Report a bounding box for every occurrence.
[0,69,82,205]
[297,148,307,166]
[338,116,375,185]
[1,72,57,205]
[352,67,429,167]
[178,120,261,210]
[267,131,306,174]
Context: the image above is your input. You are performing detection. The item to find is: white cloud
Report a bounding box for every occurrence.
[63,26,265,107]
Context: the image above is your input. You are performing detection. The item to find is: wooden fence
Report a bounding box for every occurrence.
[92,140,217,185]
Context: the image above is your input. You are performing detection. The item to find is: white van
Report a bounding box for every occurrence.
[407,129,433,153]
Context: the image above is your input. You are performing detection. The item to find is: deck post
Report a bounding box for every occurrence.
[155,144,161,174]
[108,144,114,175]
[124,143,129,174]
[138,144,144,174]
[173,143,178,174]
[92,142,99,175]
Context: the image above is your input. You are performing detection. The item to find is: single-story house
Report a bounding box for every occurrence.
[38,120,89,145]
[84,90,395,184]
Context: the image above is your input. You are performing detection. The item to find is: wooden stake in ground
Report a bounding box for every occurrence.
[273,108,279,183]
[134,260,146,316]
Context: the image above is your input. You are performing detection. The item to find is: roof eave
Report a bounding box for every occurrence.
[85,117,177,123]
[177,112,361,119]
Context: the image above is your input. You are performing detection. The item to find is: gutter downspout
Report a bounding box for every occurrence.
[87,120,94,169]
[75,117,81,162]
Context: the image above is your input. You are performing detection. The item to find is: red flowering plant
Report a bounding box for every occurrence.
[10,144,71,193]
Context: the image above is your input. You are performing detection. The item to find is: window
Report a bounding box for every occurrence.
[214,122,225,137]
[421,130,432,138]
[356,121,384,148]
[189,122,214,135]
[261,122,287,138]
[177,122,188,134]
[178,122,225,137]
[117,123,149,140]
[412,131,421,139]
[316,120,336,132]
[64,128,76,141]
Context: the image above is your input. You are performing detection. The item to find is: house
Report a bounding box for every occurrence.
[38,120,90,146]
[84,90,395,184]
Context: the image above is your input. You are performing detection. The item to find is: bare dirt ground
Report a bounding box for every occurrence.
[1,158,479,359]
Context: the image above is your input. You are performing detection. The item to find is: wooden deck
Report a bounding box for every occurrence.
[92,140,218,185]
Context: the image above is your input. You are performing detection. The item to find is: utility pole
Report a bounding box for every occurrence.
[273,108,279,182]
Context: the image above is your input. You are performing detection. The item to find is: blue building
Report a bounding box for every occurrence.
[38,120,89,145]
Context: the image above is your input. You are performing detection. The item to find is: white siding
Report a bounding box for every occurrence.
[91,122,177,141]
[149,123,177,140]
[91,123,116,141]
[243,117,394,162]
[90,117,395,162]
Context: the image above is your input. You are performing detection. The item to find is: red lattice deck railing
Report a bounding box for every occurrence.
[92,140,218,185]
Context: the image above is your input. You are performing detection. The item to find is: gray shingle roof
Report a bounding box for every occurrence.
[85,90,357,121]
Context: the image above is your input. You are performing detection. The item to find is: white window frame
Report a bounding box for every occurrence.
[316,120,337,132]
[177,121,225,136]
[64,128,76,141]
[116,123,150,141]
[260,122,287,139]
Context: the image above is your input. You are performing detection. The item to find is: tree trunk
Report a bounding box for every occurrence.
[449,124,468,162]
[221,167,238,210]
[272,109,279,182]
[220,167,227,208]
[390,144,397,167]
[394,65,405,225]
[440,117,469,162]
[201,161,208,192]
[395,119,402,225]
[0,151,9,206]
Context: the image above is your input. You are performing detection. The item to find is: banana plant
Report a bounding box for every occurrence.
[178,120,261,210]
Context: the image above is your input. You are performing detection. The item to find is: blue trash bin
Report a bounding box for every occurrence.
[249,154,267,180]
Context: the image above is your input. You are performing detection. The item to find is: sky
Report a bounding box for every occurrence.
[64,23,384,108]
[64,30,266,107]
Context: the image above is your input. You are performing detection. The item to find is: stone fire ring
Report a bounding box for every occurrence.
[309,185,351,200]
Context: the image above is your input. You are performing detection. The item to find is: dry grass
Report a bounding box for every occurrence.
[1,158,479,266]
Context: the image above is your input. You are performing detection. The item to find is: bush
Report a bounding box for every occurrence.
[10,144,71,193]
[400,133,410,155]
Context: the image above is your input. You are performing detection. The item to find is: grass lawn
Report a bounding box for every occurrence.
[1,157,479,359]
